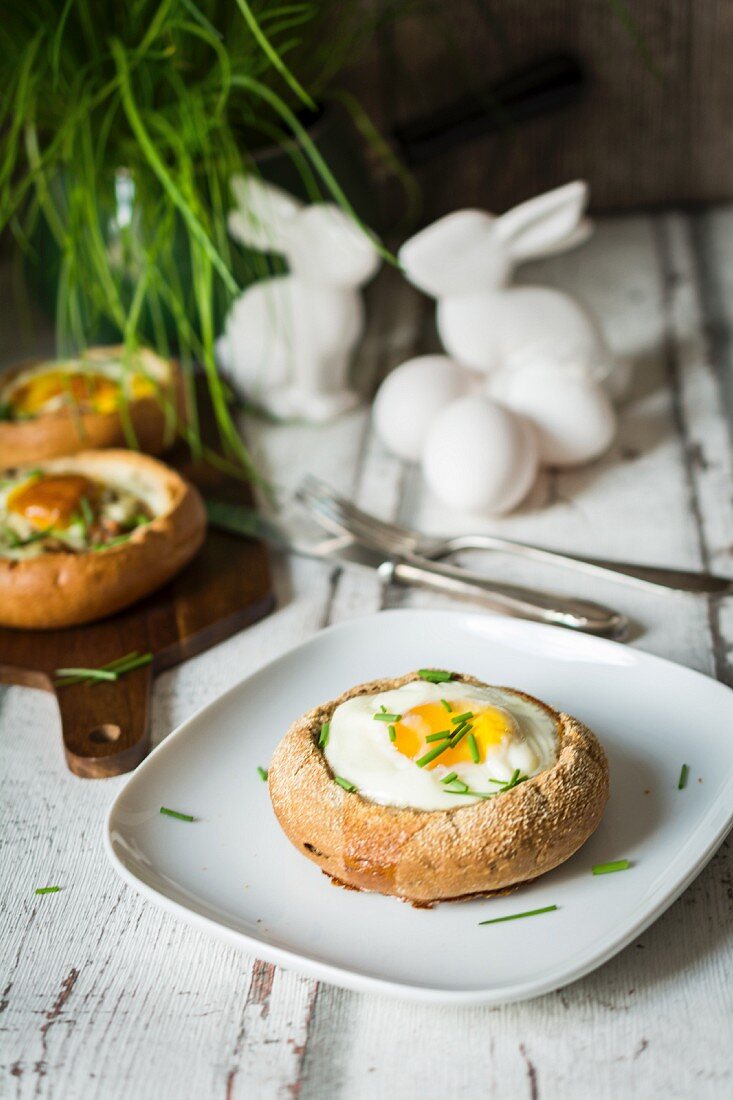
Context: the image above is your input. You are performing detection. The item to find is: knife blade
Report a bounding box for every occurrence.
[206,500,628,637]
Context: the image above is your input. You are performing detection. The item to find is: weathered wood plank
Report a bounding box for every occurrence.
[2,219,732,1100]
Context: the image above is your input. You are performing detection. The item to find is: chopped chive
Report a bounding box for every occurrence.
[379,704,387,713]
[102,651,142,670]
[444,780,470,794]
[418,669,454,683]
[318,721,330,748]
[441,772,459,785]
[450,711,473,725]
[79,496,95,527]
[592,859,630,875]
[373,712,401,722]
[449,721,471,747]
[91,653,152,684]
[479,905,558,926]
[467,733,480,763]
[334,776,357,792]
[35,886,61,895]
[54,651,152,687]
[425,730,451,743]
[54,667,117,683]
[388,724,396,742]
[257,766,268,782]
[440,698,452,712]
[160,806,195,822]
[416,741,452,768]
[485,770,529,794]
[678,763,689,790]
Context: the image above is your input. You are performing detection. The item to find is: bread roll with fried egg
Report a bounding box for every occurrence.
[0,346,184,467]
[0,450,205,629]
[268,671,609,905]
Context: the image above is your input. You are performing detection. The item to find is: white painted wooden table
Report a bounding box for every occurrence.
[2,213,733,1099]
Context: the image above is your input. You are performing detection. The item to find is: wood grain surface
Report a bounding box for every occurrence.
[1,212,732,1098]
[0,389,274,778]
[345,0,733,217]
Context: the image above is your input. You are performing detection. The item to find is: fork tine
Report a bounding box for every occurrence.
[296,476,417,553]
[296,477,405,544]
[299,486,403,551]
[298,476,417,541]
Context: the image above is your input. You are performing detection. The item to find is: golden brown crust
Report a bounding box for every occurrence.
[0,449,206,629]
[0,346,185,467]
[268,671,609,905]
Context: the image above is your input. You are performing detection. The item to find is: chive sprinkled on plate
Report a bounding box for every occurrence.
[318,721,330,748]
[35,886,61,895]
[160,806,195,822]
[373,712,401,723]
[678,763,689,790]
[467,733,480,763]
[418,669,454,683]
[334,776,357,792]
[450,711,473,725]
[592,859,630,875]
[440,698,452,712]
[441,772,458,785]
[479,905,558,926]
[257,766,268,782]
[388,724,397,742]
[426,729,451,743]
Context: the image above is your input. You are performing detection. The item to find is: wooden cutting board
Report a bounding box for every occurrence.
[0,395,274,779]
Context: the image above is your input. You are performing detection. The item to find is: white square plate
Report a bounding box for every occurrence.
[104,609,733,1005]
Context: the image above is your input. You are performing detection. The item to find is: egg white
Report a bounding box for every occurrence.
[324,679,558,810]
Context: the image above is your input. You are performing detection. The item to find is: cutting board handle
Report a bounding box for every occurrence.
[56,664,154,778]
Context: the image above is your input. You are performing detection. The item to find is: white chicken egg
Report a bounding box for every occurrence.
[421,394,538,514]
[372,355,478,461]
[324,679,558,810]
[487,368,616,467]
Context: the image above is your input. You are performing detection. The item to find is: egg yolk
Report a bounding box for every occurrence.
[392,701,513,767]
[7,474,98,531]
[9,368,154,416]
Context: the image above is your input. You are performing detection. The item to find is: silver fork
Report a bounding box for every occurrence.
[297,475,732,596]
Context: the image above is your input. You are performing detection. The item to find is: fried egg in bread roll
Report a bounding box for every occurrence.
[0,346,184,466]
[0,450,205,629]
[268,671,609,906]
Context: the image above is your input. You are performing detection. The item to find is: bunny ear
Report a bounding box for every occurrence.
[399,210,508,297]
[287,205,381,287]
[227,175,302,253]
[496,181,590,263]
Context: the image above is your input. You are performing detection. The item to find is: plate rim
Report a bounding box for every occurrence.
[103,608,733,1005]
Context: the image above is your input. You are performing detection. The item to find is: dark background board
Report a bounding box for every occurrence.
[344,0,733,217]
[0,393,274,779]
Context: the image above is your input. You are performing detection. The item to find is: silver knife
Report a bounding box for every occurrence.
[207,500,628,638]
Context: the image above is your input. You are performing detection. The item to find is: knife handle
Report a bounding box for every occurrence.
[380,556,627,637]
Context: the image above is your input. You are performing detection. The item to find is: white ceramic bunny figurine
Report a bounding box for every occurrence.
[398,181,614,384]
[217,176,381,421]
